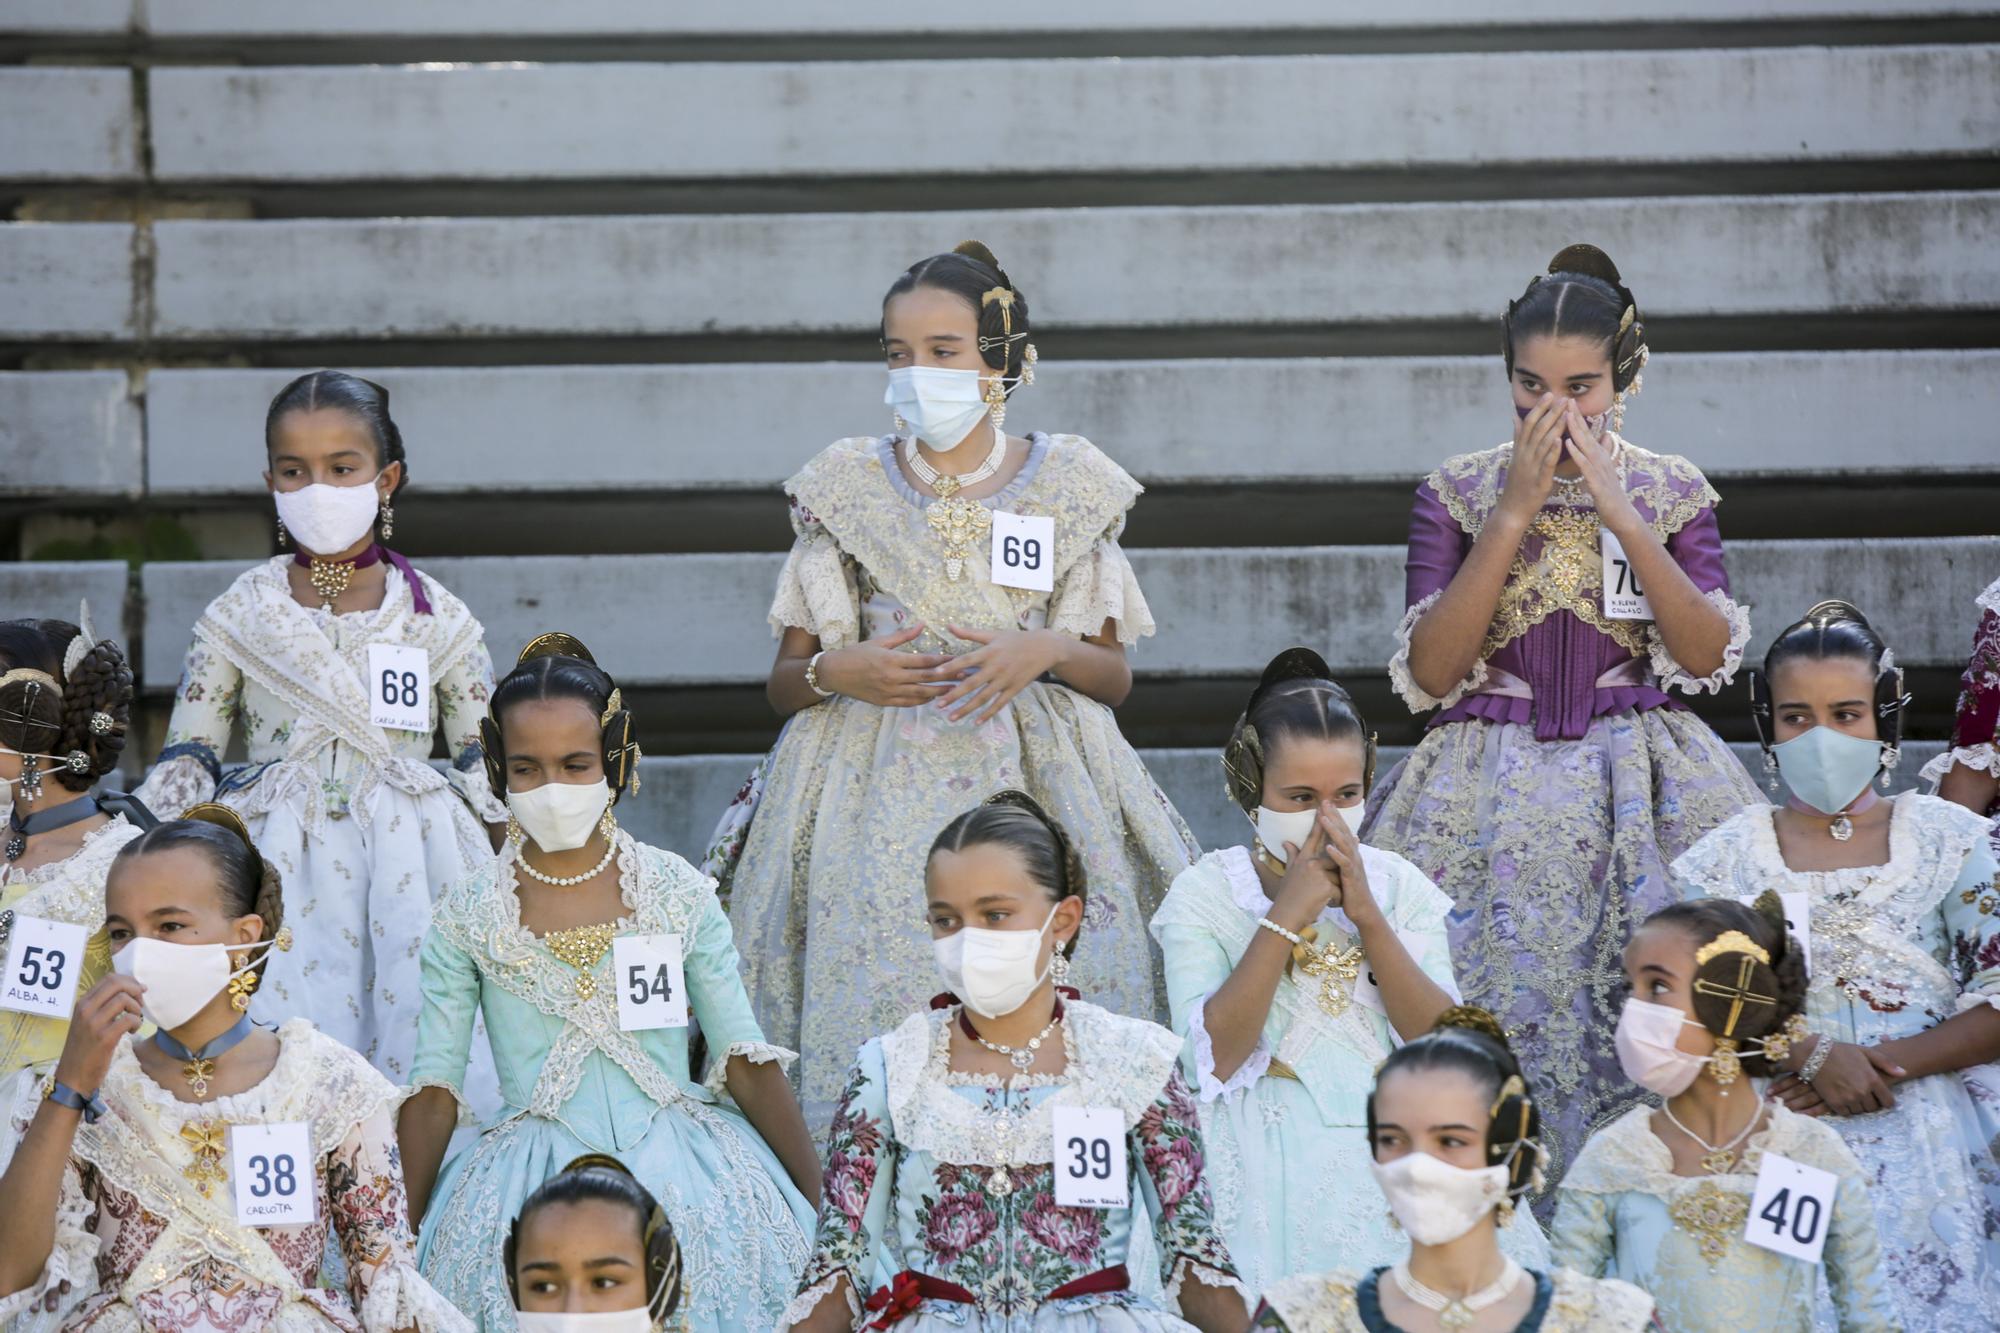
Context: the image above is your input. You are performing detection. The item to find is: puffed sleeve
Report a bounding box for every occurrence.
[778,1045,896,1331]
[1132,1066,1244,1304]
[1945,838,2000,1012]
[1821,1153,1900,1332]
[329,1101,472,1332]
[1150,873,1271,1102]
[0,1068,101,1324]
[1921,600,2000,796]
[1047,512,1156,646]
[133,638,239,814]
[684,877,797,1097]
[407,922,480,1121]
[1389,482,1487,712]
[768,497,862,650]
[436,638,505,825]
[1646,505,1751,696]
[1547,1185,1617,1278]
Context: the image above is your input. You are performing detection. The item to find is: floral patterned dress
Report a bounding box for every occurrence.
[0,1020,466,1333]
[1550,1103,1896,1332]
[134,556,502,1106]
[0,816,142,1083]
[782,1000,1241,1331]
[1673,794,2000,1329]
[708,433,1199,1126]
[1364,438,1760,1186]
[1252,1265,1653,1332]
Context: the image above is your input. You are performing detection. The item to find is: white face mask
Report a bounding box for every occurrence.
[1253,803,1365,864]
[1369,1148,1513,1246]
[885,366,990,451]
[114,935,276,1031]
[514,1310,654,1333]
[508,779,611,854]
[934,902,1060,1019]
[1612,997,1710,1097]
[272,477,381,555]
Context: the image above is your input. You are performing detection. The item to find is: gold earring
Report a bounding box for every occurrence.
[984,376,1008,429]
[276,517,289,548]
[507,813,525,846]
[599,807,618,840]
[380,502,394,540]
[1496,1197,1516,1228]
[228,970,256,1012]
[1710,1038,1742,1094]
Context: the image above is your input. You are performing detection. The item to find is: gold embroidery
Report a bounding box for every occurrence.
[541,922,618,1001]
[179,1120,229,1194]
[1293,934,1367,1019]
[1669,1181,1748,1268]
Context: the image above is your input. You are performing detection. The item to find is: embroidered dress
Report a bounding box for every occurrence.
[0,815,142,1081]
[1252,1265,1652,1332]
[709,434,1199,1125]
[410,831,814,1332]
[0,1019,466,1333]
[1550,1102,1896,1331]
[1673,793,2000,1329]
[1149,844,1551,1291]
[133,556,502,1104]
[1364,438,1759,1184]
[781,1000,1240,1332]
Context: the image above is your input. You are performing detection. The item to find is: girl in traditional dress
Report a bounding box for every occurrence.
[1927,572,2000,851]
[1672,600,2000,1327]
[1365,244,1760,1181]
[1550,896,1896,1330]
[706,241,1198,1124]
[398,635,819,1332]
[1253,1008,1652,1333]
[783,791,1246,1332]
[0,807,466,1333]
[134,371,503,1099]
[1150,648,1552,1292]
[507,1155,687,1333]
[0,615,147,1082]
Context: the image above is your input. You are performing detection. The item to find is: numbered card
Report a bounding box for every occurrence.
[1738,890,1812,976]
[366,643,431,733]
[1,914,88,1018]
[230,1121,317,1226]
[1744,1151,1837,1264]
[612,934,688,1031]
[1600,530,1654,621]
[990,511,1056,593]
[1051,1105,1129,1209]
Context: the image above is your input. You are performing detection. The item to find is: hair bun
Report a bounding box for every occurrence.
[954,239,1005,275]
[559,1152,637,1179]
[517,631,596,667]
[1797,599,1875,635]
[1433,1005,1511,1049]
[1547,243,1625,286]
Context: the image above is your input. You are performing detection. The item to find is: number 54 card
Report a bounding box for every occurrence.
[612,934,688,1031]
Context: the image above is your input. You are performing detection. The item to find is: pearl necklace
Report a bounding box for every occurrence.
[1661,1098,1763,1175]
[904,432,1006,499]
[961,1006,1062,1073]
[514,828,619,887]
[1390,1256,1523,1332]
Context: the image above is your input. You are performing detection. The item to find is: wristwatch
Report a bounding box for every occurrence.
[44,1077,107,1124]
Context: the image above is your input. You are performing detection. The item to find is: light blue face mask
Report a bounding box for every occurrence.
[1772,725,1882,815]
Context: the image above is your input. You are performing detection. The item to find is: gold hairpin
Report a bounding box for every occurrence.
[1694,930,1770,968]
[1618,305,1637,334]
[600,687,623,726]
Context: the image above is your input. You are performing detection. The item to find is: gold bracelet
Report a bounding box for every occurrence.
[804,650,835,698]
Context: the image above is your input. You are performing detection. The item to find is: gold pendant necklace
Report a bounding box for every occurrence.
[307,557,357,608]
[541,921,619,1001]
[180,1120,230,1194]
[927,491,993,582]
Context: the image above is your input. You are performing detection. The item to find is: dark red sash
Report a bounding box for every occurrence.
[864,1265,1130,1327]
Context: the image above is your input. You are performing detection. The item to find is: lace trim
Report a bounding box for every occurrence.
[776,1270,856,1331]
[1547,1269,1655,1332]
[402,1076,477,1128]
[1186,994,1269,1102]
[1164,1256,1252,1309]
[880,1001,1182,1167]
[445,750,507,825]
[1262,1270,1361,1332]
[768,514,862,650]
[1648,586,1749,696]
[1389,589,1489,712]
[2,815,140,929]
[1978,575,2000,619]
[156,739,221,786]
[1045,537,1156,646]
[1559,1102,1836,1198]
[1426,438,1718,541]
[700,1039,798,1099]
[1921,743,2000,788]
[134,752,218,824]
[356,1261,473,1333]
[1955,991,2000,1015]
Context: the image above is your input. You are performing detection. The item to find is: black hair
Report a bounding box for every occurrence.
[929,790,1086,958]
[506,1155,683,1321]
[1368,1007,1543,1200]
[0,619,134,792]
[482,641,641,804]
[1641,895,1808,1079]
[881,240,1033,380]
[112,818,285,991]
[1502,244,1647,394]
[1222,648,1375,812]
[264,370,409,500]
[1750,599,1906,754]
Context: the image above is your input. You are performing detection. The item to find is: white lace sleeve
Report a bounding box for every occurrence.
[776,1272,859,1331]
[357,1264,473,1333]
[132,752,216,818]
[1185,995,1269,1102]
[1648,586,1751,695]
[1388,590,1489,712]
[1047,537,1156,645]
[768,504,861,650]
[0,1071,100,1324]
[1922,743,2000,791]
[701,1040,799,1099]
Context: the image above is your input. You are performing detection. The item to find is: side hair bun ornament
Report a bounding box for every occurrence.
[1694,930,1770,969]
[516,631,596,666]
[61,600,99,682]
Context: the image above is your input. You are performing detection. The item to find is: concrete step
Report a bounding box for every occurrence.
[143,46,2000,184]
[131,537,1999,690]
[0,223,136,340]
[0,371,141,499]
[107,192,1995,344]
[0,68,138,182]
[113,351,1999,502]
[0,560,134,641]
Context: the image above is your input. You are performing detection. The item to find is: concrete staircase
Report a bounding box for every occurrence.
[3,2,1995,853]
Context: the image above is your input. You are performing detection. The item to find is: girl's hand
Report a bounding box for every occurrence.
[1561,410,1642,534]
[1319,805,1383,930]
[816,624,955,709]
[53,975,145,1096]
[1770,1042,1901,1117]
[1268,805,1342,933]
[1496,394,1567,526]
[933,626,1066,724]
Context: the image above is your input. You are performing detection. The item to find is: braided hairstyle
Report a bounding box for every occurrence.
[506,1154,683,1323]
[1750,599,1907,760]
[0,618,134,792]
[1502,243,1649,395]
[1221,647,1375,812]
[882,240,1035,382]
[929,790,1087,959]
[111,810,287,994]
[1643,894,1808,1079]
[1368,1006,1545,1202]
[265,370,409,500]
[483,633,641,803]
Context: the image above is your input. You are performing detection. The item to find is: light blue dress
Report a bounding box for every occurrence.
[1149,844,1550,1294]
[410,831,815,1331]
